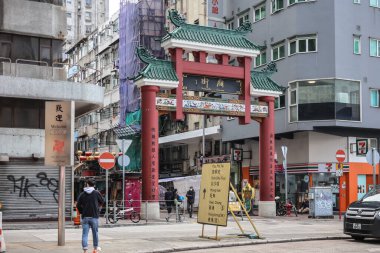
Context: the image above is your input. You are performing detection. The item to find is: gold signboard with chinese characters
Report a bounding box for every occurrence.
[198,163,231,227]
[45,101,74,166]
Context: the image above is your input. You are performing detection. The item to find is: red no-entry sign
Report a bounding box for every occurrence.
[336,150,346,163]
[99,152,115,170]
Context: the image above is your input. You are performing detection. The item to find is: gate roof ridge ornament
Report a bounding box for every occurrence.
[250,62,285,97]
[130,47,179,90]
[162,10,260,58]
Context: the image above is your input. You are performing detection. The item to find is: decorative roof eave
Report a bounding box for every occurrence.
[250,87,283,97]
[161,39,260,58]
[135,78,179,90]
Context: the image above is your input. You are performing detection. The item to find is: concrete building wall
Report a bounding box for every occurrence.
[0,128,44,157]
[0,0,66,39]
[308,132,347,163]
[222,0,380,144]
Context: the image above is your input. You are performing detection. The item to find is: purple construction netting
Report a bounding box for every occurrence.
[119,0,140,127]
[118,0,165,127]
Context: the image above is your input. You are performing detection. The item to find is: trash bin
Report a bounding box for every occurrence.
[309,187,333,218]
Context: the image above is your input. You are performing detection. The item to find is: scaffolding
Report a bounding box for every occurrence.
[119,0,165,128]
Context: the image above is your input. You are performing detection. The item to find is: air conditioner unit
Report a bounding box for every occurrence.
[370,138,378,149]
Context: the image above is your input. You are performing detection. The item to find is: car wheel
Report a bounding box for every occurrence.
[351,235,365,241]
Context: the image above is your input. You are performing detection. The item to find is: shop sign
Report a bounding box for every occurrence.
[232,149,243,162]
[318,163,336,173]
[198,163,230,227]
[356,139,368,156]
[45,101,73,166]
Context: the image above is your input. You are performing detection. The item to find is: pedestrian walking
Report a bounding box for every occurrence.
[186,186,195,218]
[77,179,104,253]
[164,187,174,221]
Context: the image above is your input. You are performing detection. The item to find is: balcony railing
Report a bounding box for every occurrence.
[0,58,66,81]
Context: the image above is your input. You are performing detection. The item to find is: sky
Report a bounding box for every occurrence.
[109,0,120,16]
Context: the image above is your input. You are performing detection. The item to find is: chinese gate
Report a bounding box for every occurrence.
[131,10,283,218]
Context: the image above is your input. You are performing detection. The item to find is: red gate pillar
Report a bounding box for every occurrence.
[141,85,160,219]
[259,96,276,217]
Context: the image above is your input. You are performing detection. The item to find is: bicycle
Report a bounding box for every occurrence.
[107,200,141,224]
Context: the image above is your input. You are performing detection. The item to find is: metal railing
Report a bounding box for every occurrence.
[103,199,193,225]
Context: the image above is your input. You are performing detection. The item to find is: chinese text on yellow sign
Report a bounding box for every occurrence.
[197,163,231,226]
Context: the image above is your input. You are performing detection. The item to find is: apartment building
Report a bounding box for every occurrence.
[64,0,109,52]
[0,0,104,219]
[67,11,120,154]
[222,0,380,211]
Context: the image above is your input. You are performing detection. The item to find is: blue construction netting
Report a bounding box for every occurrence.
[118,0,166,128]
[119,0,140,127]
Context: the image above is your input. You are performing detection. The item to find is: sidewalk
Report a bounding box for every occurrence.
[4,215,349,253]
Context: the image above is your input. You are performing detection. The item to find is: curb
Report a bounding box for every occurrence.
[142,236,351,253]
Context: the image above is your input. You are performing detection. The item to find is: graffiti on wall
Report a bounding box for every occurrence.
[7,172,59,204]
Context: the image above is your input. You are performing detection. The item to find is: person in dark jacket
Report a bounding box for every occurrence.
[77,179,104,253]
[186,186,195,218]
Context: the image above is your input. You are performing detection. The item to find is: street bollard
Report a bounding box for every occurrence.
[0,212,6,252]
[145,202,148,224]
[113,201,116,224]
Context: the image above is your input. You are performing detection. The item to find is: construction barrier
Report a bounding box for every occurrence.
[0,212,6,252]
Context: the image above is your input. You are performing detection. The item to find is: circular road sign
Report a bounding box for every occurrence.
[336,150,346,163]
[99,152,115,170]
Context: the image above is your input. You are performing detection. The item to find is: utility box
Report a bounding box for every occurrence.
[309,187,333,218]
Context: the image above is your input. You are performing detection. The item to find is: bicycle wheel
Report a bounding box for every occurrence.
[130,211,141,223]
[108,212,118,224]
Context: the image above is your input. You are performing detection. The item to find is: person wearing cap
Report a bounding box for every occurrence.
[186,186,195,218]
[77,179,104,253]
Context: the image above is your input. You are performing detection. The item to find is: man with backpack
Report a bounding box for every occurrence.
[77,179,104,253]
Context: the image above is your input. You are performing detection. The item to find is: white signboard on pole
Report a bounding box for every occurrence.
[45,101,74,166]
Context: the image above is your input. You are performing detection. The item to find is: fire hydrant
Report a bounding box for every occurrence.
[286,203,292,216]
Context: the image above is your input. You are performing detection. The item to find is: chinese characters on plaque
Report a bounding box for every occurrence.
[45,101,73,166]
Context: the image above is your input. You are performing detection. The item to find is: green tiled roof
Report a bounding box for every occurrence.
[251,71,284,93]
[162,10,260,51]
[131,47,178,82]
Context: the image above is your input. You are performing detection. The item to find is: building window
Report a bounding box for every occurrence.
[85,0,92,7]
[370,0,380,7]
[85,12,92,22]
[275,95,285,109]
[66,0,71,4]
[370,38,380,57]
[289,0,314,5]
[354,0,360,3]
[67,25,72,31]
[226,20,234,30]
[271,0,284,13]
[272,42,285,61]
[238,13,250,27]
[289,79,361,122]
[255,50,267,67]
[194,122,199,130]
[370,89,380,107]
[66,12,72,18]
[288,36,317,56]
[254,3,266,22]
[353,35,361,54]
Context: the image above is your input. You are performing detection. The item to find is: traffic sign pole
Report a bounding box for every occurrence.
[335,149,346,219]
[106,169,109,224]
[122,140,125,212]
[281,146,288,203]
[98,152,116,225]
[373,148,376,187]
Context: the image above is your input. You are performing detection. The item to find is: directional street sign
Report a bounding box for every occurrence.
[198,163,231,227]
[336,150,346,163]
[366,149,380,165]
[116,139,132,153]
[99,152,115,170]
